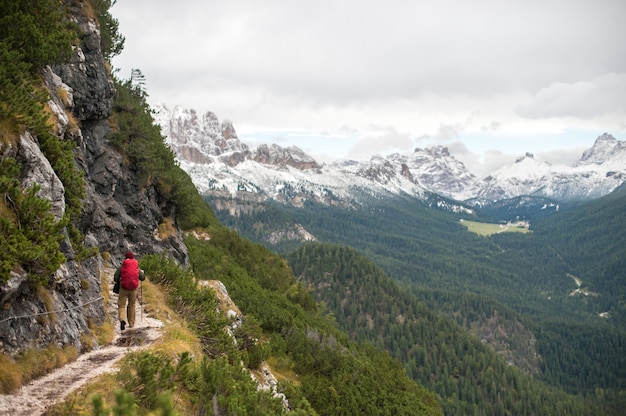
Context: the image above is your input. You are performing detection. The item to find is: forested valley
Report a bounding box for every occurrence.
[210,184,626,414]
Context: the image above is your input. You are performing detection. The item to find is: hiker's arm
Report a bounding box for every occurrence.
[114,268,120,283]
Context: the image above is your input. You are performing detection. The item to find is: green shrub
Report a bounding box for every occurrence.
[91,0,125,60]
[0,0,76,75]
[0,158,67,285]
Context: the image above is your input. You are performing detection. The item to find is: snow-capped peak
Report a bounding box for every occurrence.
[152,105,626,207]
[576,133,626,167]
[466,133,626,202]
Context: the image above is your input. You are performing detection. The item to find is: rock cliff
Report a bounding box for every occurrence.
[0,3,187,357]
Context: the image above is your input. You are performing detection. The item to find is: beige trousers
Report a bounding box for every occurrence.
[118,286,138,327]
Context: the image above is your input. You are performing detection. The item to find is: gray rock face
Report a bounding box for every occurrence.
[157,106,250,158]
[253,144,321,170]
[17,132,66,220]
[51,11,114,122]
[0,7,188,356]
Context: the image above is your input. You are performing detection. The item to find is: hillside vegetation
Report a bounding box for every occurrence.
[288,243,606,415]
[0,0,87,284]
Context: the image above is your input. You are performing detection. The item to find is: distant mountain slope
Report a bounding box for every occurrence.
[533,182,626,313]
[215,193,588,320]
[287,243,598,416]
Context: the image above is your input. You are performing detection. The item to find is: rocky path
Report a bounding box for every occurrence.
[0,271,163,416]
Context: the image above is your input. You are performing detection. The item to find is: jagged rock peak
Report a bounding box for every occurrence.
[253,144,321,170]
[576,133,624,166]
[515,152,535,163]
[152,103,625,205]
[154,104,249,158]
[221,119,238,141]
[596,132,617,143]
[345,154,398,185]
[415,145,450,158]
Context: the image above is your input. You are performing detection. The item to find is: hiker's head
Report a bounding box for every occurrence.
[125,251,135,259]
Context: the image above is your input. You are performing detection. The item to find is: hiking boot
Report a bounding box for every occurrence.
[120,320,126,330]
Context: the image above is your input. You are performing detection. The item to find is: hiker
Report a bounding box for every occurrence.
[114,251,145,330]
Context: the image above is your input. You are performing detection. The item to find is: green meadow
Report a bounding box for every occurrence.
[460,219,530,236]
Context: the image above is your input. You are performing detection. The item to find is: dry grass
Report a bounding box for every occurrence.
[0,354,22,393]
[0,117,20,147]
[43,102,60,135]
[79,332,96,353]
[0,199,16,223]
[74,0,97,21]
[142,281,203,360]
[46,373,121,416]
[37,286,56,323]
[94,320,115,347]
[100,261,111,306]
[43,100,80,137]
[66,111,80,136]
[0,344,79,394]
[104,59,112,75]
[57,87,71,108]
[21,345,80,381]
[461,219,531,236]
[266,355,301,385]
[89,259,116,347]
[83,316,115,353]
[157,217,177,240]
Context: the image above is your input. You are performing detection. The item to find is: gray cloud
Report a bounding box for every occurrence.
[112,0,626,163]
[517,73,626,119]
[347,127,413,160]
[114,1,626,104]
[537,147,587,166]
[481,121,502,133]
[414,123,465,146]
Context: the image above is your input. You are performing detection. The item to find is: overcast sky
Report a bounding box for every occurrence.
[111,0,625,175]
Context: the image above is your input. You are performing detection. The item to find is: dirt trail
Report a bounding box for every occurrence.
[0,269,163,416]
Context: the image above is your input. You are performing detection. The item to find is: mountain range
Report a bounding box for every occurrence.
[154,104,626,215]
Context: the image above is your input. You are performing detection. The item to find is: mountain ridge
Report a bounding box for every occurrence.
[154,104,626,210]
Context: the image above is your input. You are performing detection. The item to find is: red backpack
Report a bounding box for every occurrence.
[120,258,140,290]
